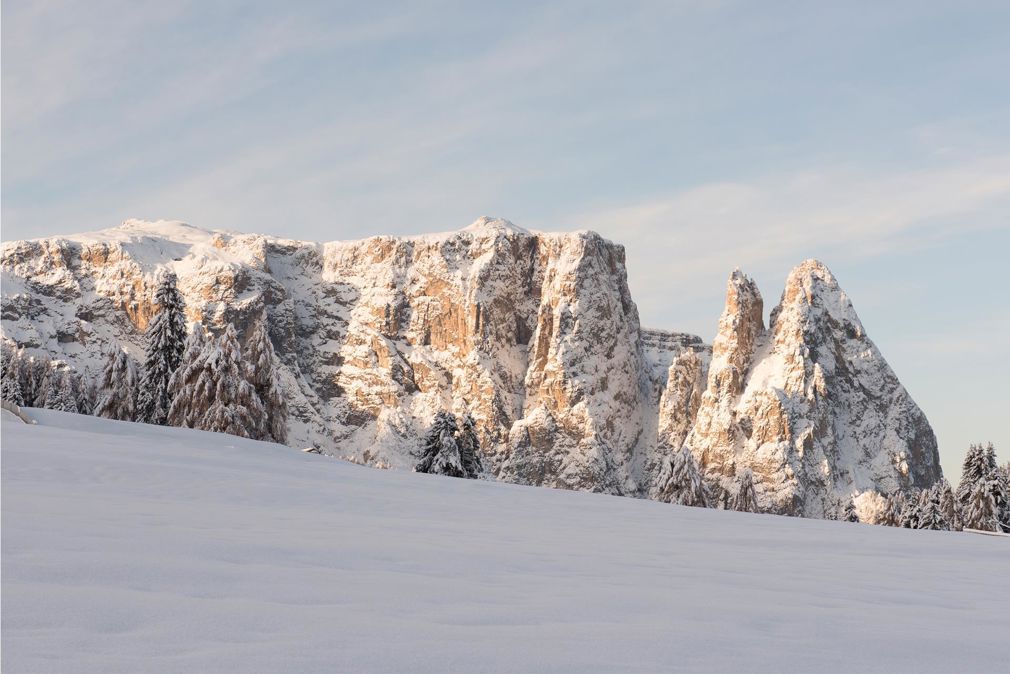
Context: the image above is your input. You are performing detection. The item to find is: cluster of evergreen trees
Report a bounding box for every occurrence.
[650,441,1008,534]
[414,411,485,479]
[1,348,95,414]
[654,448,759,513]
[1,272,288,444]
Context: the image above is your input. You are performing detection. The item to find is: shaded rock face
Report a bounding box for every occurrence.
[1,220,941,513]
[684,261,942,517]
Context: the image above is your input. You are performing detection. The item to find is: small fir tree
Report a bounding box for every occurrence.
[935,479,961,532]
[244,318,288,443]
[656,446,709,508]
[843,498,859,523]
[415,411,465,478]
[458,412,485,479]
[962,475,1001,532]
[729,468,759,513]
[167,322,211,428]
[39,365,61,410]
[95,346,139,421]
[881,492,906,527]
[898,490,923,529]
[136,272,187,424]
[956,443,990,511]
[918,484,949,531]
[195,325,266,438]
[51,370,79,414]
[1,349,25,406]
[24,356,45,407]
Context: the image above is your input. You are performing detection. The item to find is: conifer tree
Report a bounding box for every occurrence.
[244,318,288,443]
[39,365,60,410]
[137,272,187,425]
[458,412,485,479]
[936,478,961,531]
[1,349,25,406]
[95,347,139,421]
[24,356,45,407]
[962,475,1001,532]
[168,323,211,428]
[415,411,465,478]
[881,492,906,527]
[50,370,79,414]
[195,325,266,438]
[918,484,949,531]
[956,443,989,510]
[983,443,1010,533]
[729,468,759,513]
[843,498,859,523]
[656,446,709,508]
[898,489,923,529]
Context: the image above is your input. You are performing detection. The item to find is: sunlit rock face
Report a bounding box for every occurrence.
[1,220,941,513]
[684,261,942,517]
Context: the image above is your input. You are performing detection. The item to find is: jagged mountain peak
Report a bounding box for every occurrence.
[771,258,865,340]
[687,258,941,517]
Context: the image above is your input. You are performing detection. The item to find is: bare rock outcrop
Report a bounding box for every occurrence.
[683,260,942,516]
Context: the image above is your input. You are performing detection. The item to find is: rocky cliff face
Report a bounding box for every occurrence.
[0,218,941,513]
[685,261,942,516]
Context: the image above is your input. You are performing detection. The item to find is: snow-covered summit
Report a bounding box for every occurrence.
[461,216,530,236]
[62,219,221,246]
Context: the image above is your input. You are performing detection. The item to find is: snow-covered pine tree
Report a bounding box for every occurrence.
[51,370,79,414]
[956,443,989,511]
[656,446,709,508]
[918,484,949,531]
[39,365,61,410]
[1,348,25,406]
[244,318,288,443]
[167,322,211,428]
[23,356,44,407]
[196,325,267,438]
[962,474,1002,532]
[414,411,465,478]
[935,478,961,531]
[95,346,139,421]
[729,468,759,513]
[458,412,485,479]
[982,443,1010,533]
[881,492,906,527]
[843,498,859,523]
[136,272,187,425]
[898,490,923,529]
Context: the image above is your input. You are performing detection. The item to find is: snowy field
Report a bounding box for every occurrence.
[2,411,1008,673]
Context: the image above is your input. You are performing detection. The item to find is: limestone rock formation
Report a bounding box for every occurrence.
[684,261,942,517]
[0,219,942,516]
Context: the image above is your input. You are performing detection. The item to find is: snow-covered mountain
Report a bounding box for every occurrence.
[0,218,942,511]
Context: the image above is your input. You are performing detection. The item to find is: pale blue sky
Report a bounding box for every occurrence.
[3,1,1008,480]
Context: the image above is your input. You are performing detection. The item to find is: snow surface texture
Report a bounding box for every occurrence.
[0,218,937,512]
[2,411,1006,673]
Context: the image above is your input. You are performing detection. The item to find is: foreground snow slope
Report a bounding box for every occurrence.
[2,412,1006,674]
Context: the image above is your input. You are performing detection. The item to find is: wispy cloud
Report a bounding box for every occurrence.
[563,154,1010,323]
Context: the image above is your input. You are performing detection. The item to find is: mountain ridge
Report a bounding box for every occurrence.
[0,217,942,515]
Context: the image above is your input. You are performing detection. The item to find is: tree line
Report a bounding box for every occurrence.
[652,441,1010,534]
[1,272,287,444]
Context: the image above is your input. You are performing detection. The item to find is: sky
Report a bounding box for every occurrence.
[2,0,1008,481]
